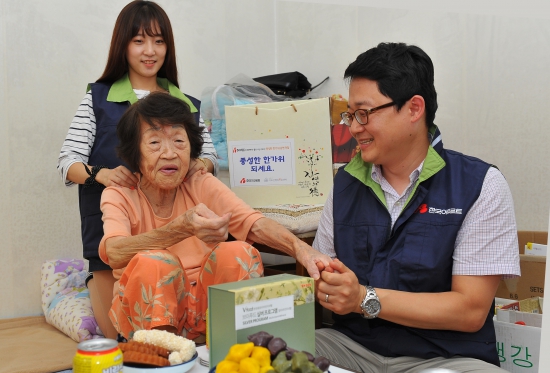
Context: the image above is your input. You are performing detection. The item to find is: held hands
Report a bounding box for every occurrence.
[180,203,231,246]
[315,259,364,315]
[294,243,332,280]
[96,166,139,188]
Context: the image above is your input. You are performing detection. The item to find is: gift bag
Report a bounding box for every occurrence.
[225,98,332,207]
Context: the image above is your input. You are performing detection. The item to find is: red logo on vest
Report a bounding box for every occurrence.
[415,204,428,214]
[240,178,246,184]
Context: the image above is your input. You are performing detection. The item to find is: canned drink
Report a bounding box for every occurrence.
[73,338,123,373]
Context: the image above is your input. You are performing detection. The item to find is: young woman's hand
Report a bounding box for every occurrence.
[96,166,139,188]
[185,158,211,180]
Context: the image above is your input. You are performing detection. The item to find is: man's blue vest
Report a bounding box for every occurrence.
[78,82,201,271]
[331,137,499,366]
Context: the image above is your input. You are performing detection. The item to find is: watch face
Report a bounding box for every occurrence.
[364,298,381,314]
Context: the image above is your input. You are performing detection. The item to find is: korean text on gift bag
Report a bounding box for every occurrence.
[225,98,333,207]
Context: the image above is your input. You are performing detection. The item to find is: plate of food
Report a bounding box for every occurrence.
[121,330,198,373]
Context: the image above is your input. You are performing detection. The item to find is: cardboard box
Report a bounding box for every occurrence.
[496,255,546,300]
[518,231,548,253]
[525,243,547,257]
[494,309,542,372]
[495,231,547,301]
[496,308,543,327]
[207,274,315,367]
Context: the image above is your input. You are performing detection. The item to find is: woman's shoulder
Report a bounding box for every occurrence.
[183,172,233,199]
[184,171,225,189]
[101,186,141,206]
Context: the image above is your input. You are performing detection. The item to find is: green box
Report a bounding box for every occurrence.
[208,274,315,367]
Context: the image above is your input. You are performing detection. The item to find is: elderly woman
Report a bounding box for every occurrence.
[99,92,330,340]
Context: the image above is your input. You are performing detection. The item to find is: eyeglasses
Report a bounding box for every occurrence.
[340,102,395,126]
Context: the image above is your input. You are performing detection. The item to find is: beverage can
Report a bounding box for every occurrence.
[73,338,123,373]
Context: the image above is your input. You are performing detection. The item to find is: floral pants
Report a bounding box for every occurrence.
[109,242,264,339]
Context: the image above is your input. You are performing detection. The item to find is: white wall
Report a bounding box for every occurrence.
[1,0,549,318]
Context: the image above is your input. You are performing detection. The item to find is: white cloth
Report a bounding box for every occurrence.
[313,166,520,278]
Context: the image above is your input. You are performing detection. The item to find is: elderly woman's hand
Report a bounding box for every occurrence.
[294,242,333,280]
[179,203,231,245]
[103,203,232,269]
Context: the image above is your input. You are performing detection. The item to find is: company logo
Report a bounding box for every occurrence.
[240,178,260,184]
[415,204,462,215]
[415,204,428,214]
[429,207,462,215]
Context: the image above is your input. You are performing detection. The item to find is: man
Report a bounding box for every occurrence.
[313,42,520,373]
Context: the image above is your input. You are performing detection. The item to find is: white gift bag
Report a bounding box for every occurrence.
[225,98,333,207]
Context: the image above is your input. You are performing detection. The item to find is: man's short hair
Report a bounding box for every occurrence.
[345,42,438,127]
[116,92,204,173]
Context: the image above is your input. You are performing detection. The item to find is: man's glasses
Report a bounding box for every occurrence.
[340,102,395,126]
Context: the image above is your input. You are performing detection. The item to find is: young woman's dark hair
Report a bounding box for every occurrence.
[117,92,204,172]
[97,0,178,86]
[344,42,438,127]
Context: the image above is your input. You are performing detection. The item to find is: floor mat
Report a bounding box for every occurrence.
[0,316,77,373]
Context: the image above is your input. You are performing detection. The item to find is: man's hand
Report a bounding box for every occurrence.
[178,203,231,245]
[316,259,364,315]
[96,166,139,188]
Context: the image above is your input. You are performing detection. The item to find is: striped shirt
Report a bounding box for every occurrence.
[57,90,218,186]
[313,166,520,279]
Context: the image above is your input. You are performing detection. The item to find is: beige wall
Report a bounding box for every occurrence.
[1,0,549,319]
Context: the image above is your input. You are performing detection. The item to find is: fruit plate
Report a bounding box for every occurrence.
[124,352,198,373]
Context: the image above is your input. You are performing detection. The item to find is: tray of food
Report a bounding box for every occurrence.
[120,330,198,373]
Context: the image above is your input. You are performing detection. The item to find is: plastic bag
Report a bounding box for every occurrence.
[200,74,289,169]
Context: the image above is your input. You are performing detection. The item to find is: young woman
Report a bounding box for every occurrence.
[57,0,218,340]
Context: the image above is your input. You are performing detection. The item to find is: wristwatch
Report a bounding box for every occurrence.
[360,285,381,319]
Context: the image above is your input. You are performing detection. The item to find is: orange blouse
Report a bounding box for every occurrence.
[99,172,264,292]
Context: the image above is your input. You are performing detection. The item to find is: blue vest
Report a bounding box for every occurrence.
[331,138,499,366]
[78,82,201,271]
